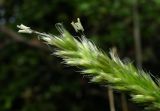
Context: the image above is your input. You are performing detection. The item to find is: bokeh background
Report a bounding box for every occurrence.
[1,0,160,111]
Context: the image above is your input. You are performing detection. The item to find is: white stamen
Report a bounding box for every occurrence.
[71,18,84,32]
[17,24,32,34]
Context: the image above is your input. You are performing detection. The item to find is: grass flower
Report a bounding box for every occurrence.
[17,20,160,110]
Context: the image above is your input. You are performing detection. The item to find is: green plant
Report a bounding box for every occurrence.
[17,19,160,110]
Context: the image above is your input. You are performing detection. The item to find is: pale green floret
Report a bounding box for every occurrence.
[132,95,155,103]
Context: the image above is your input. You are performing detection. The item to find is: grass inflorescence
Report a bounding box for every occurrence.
[17,21,160,110]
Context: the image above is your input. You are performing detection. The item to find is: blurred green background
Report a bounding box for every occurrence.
[1,0,160,111]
